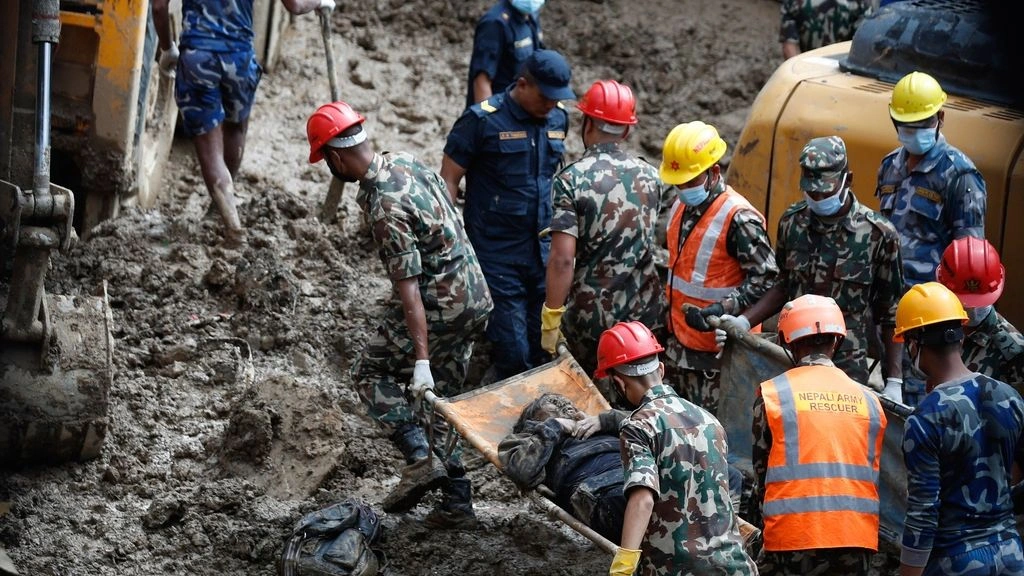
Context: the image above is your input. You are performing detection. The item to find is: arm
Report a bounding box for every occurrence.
[279,0,331,16]
[620,487,656,550]
[544,232,576,309]
[779,0,801,60]
[152,0,173,51]
[781,41,800,60]
[472,72,493,105]
[440,154,467,205]
[497,419,565,488]
[900,413,941,574]
[468,19,503,101]
[396,277,428,361]
[872,221,906,379]
[948,169,987,240]
[726,211,780,314]
[740,284,787,328]
[749,388,771,529]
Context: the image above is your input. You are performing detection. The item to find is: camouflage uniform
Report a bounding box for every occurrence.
[779,0,872,53]
[901,373,1024,574]
[549,141,667,376]
[351,152,493,444]
[620,383,757,575]
[775,136,904,385]
[963,309,1024,396]
[665,179,779,414]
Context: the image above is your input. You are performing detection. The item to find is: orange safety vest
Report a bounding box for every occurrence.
[760,365,887,552]
[666,187,764,352]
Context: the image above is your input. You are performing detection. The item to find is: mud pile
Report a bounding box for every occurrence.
[1,1,797,574]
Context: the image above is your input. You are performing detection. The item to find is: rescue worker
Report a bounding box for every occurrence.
[660,121,778,414]
[599,321,756,576]
[751,294,887,575]
[877,70,987,406]
[306,101,493,528]
[466,0,545,108]
[895,282,1024,575]
[153,0,335,247]
[936,237,1024,391]
[541,79,666,378]
[738,136,904,400]
[779,0,872,60]
[441,49,573,382]
[498,393,628,544]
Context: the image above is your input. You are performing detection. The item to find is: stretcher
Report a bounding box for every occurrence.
[422,344,762,556]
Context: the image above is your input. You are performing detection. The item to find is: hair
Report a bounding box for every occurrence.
[906,319,963,354]
[513,393,578,433]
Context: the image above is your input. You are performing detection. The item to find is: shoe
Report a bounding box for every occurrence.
[422,477,477,529]
[382,456,448,513]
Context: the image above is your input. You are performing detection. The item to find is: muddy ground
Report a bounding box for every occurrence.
[1,0,899,574]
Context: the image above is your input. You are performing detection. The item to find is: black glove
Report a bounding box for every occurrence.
[684,302,725,332]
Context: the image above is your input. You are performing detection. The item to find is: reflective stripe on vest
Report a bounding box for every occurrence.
[760,366,886,552]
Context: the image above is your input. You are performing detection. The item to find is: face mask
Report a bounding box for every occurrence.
[966,305,992,327]
[676,174,710,206]
[510,0,544,14]
[612,377,638,411]
[898,126,938,156]
[803,176,847,217]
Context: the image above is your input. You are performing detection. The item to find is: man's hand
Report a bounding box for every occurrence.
[684,302,725,332]
[882,377,904,404]
[318,0,336,11]
[552,418,577,434]
[609,547,642,576]
[409,359,435,402]
[714,314,751,351]
[540,304,566,355]
[159,41,179,78]
[573,415,601,440]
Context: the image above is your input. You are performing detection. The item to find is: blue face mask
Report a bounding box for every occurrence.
[898,126,938,156]
[966,305,992,327]
[803,175,847,217]
[510,0,545,14]
[676,176,710,206]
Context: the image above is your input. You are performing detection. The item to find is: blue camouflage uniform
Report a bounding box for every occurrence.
[466,0,543,109]
[875,133,987,288]
[901,373,1024,575]
[444,88,569,379]
[175,0,263,137]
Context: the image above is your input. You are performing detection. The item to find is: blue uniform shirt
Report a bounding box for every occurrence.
[444,89,568,265]
[875,133,986,288]
[466,0,543,108]
[901,373,1024,567]
[180,0,254,52]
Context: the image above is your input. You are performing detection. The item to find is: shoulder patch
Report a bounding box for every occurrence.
[556,102,566,110]
[479,100,498,113]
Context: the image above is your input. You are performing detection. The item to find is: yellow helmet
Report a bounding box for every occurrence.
[893,281,968,342]
[889,71,947,123]
[659,121,727,185]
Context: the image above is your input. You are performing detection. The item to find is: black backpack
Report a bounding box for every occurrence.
[280,498,385,576]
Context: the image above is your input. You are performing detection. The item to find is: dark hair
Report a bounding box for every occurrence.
[513,393,577,433]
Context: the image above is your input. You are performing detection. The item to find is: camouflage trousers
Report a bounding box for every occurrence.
[924,537,1024,576]
[757,547,871,576]
[664,336,722,415]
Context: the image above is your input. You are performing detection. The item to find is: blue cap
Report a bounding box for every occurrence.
[525,49,575,101]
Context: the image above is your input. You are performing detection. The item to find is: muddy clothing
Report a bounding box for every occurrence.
[466,0,543,109]
[498,410,628,543]
[620,383,756,575]
[964,309,1024,394]
[549,141,667,375]
[779,0,872,53]
[901,373,1024,573]
[352,152,493,436]
[774,194,903,384]
[444,90,569,379]
[876,133,987,288]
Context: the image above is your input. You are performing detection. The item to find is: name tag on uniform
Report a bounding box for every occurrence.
[500,131,528,140]
[877,185,895,196]
[547,130,565,139]
[514,37,534,49]
[914,187,942,203]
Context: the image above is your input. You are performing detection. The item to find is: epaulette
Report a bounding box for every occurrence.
[473,96,501,117]
[556,102,566,110]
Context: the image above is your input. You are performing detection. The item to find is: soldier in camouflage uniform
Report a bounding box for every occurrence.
[937,237,1024,393]
[779,0,872,59]
[739,136,904,397]
[306,101,493,528]
[894,283,1024,575]
[541,80,667,382]
[597,322,756,576]
[878,71,987,406]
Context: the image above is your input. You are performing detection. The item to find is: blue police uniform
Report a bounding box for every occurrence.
[466,0,543,109]
[444,89,569,379]
[875,133,987,288]
[175,0,263,137]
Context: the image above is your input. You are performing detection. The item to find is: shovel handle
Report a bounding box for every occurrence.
[317,9,340,101]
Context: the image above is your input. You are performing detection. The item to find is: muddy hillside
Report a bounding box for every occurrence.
[3,0,788,574]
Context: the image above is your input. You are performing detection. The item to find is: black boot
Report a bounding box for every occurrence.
[423,477,477,529]
[383,424,448,513]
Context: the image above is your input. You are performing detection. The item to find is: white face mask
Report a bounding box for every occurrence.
[966,305,992,327]
[510,0,545,14]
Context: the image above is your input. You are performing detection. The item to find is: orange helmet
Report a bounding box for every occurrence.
[576,80,638,125]
[595,321,664,378]
[306,101,366,163]
[777,294,847,345]
[936,236,1005,308]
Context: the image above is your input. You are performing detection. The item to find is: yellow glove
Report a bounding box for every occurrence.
[608,547,642,576]
[540,304,566,355]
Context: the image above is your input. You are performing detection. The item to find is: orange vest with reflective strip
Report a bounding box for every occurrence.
[666,187,764,352]
[760,365,886,552]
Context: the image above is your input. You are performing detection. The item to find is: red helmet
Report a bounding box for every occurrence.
[595,321,664,378]
[306,101,366,163]
[576,80,638,126]
[777,294,847,345]
[936,236,1005,308]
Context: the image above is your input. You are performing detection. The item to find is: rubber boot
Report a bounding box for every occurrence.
[423,477,477,529]
[382,424,448,513]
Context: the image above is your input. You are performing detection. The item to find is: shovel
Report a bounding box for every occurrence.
[317,8,346,224]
